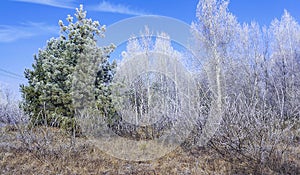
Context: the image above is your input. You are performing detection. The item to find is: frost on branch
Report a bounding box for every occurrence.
[20,5,116,131]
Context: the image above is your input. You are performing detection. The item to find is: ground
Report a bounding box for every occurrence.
[0,125,299,174]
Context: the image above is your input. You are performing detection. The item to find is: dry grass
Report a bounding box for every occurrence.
[0,124,299,174]
[0,125,233,175]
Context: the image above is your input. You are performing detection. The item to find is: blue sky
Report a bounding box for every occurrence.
[0,0,300,98]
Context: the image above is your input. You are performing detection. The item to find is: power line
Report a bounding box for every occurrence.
[0,68,24,78]
[0,68,25,80]
[0,73,24,81]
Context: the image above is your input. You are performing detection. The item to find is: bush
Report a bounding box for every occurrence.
[0,87,26,127]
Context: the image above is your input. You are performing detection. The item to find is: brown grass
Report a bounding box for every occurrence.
[0,125,299,174]
[0,125,232,175]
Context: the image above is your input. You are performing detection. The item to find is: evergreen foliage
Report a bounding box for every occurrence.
[20,5,116,129]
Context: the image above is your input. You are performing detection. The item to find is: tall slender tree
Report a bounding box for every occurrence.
[191,0,239,142]
[269,10,300,119]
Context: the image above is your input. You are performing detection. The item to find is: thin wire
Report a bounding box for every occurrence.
[0,73,24,81]
[0,68,24,78]
[0,68,25,80]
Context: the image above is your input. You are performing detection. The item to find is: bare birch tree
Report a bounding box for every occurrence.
[191,0,300,174]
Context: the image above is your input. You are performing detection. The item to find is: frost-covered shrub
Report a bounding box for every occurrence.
[0,87,27,127]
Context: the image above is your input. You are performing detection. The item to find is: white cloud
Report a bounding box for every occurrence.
[89,1,149,16]
[0,22,58,43]
[12,0,75,9]
[13,0,150,15]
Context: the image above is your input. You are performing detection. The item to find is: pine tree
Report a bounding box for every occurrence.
[20,5,116,129]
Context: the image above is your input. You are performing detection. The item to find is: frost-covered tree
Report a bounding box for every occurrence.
[111,28,192,140]
[121,30,184,124]
[191,0,300,174]
[20,5,115,128]
[269,10,300,119]
[191,0,239,144]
